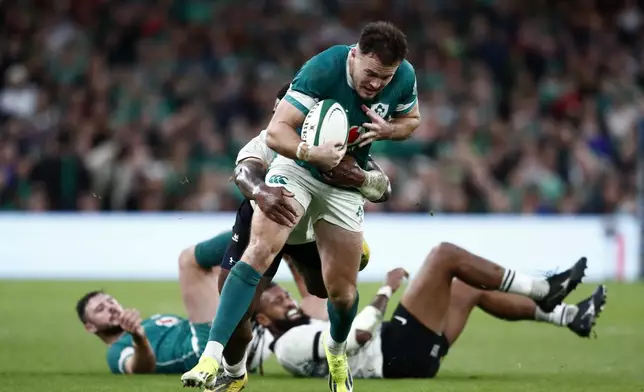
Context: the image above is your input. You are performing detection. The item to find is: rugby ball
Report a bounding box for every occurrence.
[301,100,349,148]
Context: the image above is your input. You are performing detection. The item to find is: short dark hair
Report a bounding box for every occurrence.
[358,21,408,66]
[276,83,290,100]
[76,290,103,323]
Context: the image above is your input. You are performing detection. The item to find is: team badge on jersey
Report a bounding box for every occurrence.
[370,103,389,118]
[153,315,181,327]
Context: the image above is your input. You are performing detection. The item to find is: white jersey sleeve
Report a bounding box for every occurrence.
[273,322,329,377]
[273,319,384,379]
[235,130,276,166]
[246,325,275,373]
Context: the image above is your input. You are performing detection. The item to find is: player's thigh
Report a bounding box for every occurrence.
[284,242,327,298]
[400,246,454,335]
[441,279,481,345]
[245,161,311,263]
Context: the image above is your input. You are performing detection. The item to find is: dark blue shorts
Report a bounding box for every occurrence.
[221,199,322,278]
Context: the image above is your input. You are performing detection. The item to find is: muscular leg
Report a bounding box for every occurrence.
[202,204,303,365]
[178,246,220,323]
[441,280,584,346]
[314,220,362,353]
[402,242,581,336]
[218,267,273,375]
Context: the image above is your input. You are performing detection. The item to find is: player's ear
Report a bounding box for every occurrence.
[255,313,271,327]
[84,322,97,333]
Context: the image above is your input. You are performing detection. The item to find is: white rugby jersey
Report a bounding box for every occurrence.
[246,322,275,374]
[235,130,275,166]
[271,320,384,379]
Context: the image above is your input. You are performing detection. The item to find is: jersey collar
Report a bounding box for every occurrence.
[346,45,356,90]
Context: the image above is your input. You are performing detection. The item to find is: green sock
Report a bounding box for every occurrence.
[326,291,360,343]
[208,262,262,345]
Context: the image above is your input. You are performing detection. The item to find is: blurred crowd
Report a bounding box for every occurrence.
[0,0,642,214]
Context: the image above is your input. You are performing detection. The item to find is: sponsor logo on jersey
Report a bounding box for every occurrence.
[268,174,288,185]
[232,233,239,242]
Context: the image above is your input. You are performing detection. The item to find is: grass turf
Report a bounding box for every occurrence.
[0,280,641,392]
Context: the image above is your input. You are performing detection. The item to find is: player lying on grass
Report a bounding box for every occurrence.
[75,240,313,375]
[247,245,607,379]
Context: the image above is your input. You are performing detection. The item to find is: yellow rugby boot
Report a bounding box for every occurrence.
[206,372,248,392]
[181,356,220,389]
[322,331,354,392]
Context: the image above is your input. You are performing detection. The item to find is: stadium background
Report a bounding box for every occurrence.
[0,1,642,391]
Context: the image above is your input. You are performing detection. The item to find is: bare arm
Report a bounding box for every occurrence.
[389,102,421,140]
[265,100,306,160]
[233,158,267,200]
[123,334,156,374]
[350,268,408,347]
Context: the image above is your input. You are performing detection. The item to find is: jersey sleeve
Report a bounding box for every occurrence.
[106,343,134,374]
[235,130,275,166]
[394,61,418,115]
[284,49,339,115]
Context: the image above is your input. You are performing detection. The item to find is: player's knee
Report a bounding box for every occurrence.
[179,246,198,271]
[428,242,461,266]
[326,284,357,311]
[243,241,278,270]
[230,319,253,344]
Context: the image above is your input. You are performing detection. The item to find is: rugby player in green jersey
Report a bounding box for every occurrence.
[183,21,418,392]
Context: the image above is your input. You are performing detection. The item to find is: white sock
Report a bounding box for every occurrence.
[203,341,224,362]
[535,304,578,326]
[223,351,248,378]
[325,331,346,356]
[499,269,550,300]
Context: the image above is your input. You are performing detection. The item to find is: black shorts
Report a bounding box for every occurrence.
[380,304,450,379]
[221,199,322,279]
[222,199,282,278]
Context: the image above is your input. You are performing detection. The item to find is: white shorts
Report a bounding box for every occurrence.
[265,156,365,244]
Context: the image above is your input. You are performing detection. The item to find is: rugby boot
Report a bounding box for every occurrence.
[181,356,219,389]
[536,257,587,312]
[323,330,354,392]
[568,285,607,338]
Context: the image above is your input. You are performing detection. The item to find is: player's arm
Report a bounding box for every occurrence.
[233,131,298,226]
[123,333,156,374]
[388,66,421,140]
[347,268,408,349]
[233,158,268,200]
[364,155,391,202]
[321,155,391,202]
[267,53,345,171]
[388,101,420,140]
[108,309,156,374]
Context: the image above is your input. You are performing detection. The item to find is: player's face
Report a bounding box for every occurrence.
[83,294,124,335]
[350,48,399,99]
[258,286,306,328]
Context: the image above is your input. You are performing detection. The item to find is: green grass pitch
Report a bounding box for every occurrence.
[0,280,642,392]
